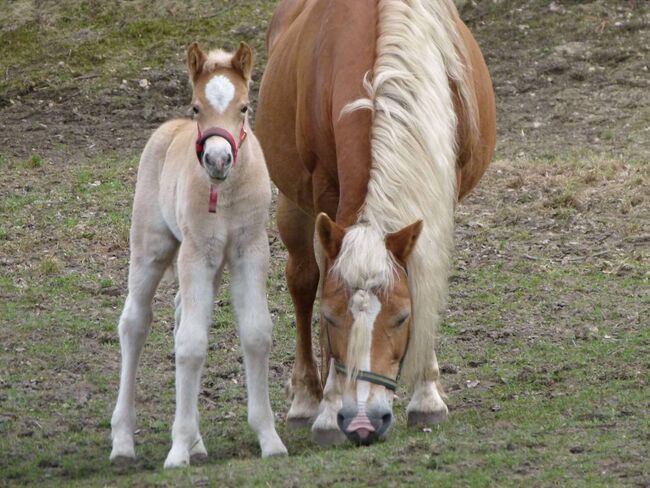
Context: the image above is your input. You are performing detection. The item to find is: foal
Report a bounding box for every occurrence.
[110,42,287,468]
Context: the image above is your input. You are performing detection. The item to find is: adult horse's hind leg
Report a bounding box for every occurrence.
[110,229,177,465]
[277,194,322,427]
[228,232,287,458]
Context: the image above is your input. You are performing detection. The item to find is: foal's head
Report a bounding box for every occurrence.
[186,41,253,180]
[316,213,422,444]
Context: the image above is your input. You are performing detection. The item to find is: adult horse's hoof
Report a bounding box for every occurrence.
[287,416,313,429]
[407,409,448,428]
[311,427,346,447]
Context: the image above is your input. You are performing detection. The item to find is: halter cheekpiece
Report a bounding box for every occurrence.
[195,123,247,213]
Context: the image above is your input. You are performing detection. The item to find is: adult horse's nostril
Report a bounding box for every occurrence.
[381,413,393,430]
[225,153,233,165]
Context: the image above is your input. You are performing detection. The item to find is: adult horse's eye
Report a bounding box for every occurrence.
[191,105,200,115]
[241,105,249,114]
[323,314,337,328]
[395,314,409,328]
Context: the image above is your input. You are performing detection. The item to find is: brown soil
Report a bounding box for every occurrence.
[1,1,648,165]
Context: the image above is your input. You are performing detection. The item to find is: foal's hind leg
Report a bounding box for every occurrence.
[228,232,287,458]
[110,232,177,464]
[277,195,322,427]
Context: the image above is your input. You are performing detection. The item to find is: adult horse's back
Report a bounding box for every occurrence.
[257,0,495,445]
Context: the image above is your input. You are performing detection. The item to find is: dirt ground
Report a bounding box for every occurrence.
[1,0,648,164]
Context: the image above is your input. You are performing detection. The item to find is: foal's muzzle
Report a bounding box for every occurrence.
[203,150,233,180]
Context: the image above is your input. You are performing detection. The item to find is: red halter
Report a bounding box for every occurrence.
[195,123,247,213]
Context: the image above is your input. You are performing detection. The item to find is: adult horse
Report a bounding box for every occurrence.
[256,0,496,445]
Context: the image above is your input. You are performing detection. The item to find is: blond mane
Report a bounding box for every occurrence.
[340,0,479,389]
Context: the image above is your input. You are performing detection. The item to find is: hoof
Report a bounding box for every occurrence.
[287,416,313,429]
[262,446,289,458]
[189,436,208,463]
[189,451,208,464]
[407,409,448,428]
[164,446,190,469]
[312,427,346,447]
[110,453,136,467]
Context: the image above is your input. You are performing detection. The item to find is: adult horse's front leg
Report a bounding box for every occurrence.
[164,242,216,469]
[406,351,448,427]
[277,195,322,427]
[229,235,287,458]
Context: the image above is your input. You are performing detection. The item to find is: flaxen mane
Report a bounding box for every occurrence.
[340,0,481,388]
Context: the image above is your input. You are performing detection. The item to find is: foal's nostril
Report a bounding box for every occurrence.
[382,413,392,428]
[225,153,232,164]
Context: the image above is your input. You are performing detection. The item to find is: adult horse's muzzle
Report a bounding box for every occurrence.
[337,404,393,445]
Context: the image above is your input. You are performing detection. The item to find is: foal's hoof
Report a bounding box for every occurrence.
[287,416,313,429]
[110,453,136,467]
[164,447,190,469]
[110,443,136,466]
[407,409,448,428]
[189,437,208,463]
[312,427,346,447]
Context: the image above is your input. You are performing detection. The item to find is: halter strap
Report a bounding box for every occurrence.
[324,315,405,392]
[195,123,247,213]
[333,361,398,391]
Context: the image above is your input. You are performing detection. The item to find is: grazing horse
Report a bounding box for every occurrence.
[110,42,287,468]
[256,0,496,445]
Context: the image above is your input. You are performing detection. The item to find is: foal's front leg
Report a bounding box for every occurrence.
[229,236,287,458]
[164,242,217,469]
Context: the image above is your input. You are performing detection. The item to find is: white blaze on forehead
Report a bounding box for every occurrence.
[205,75,235,113]
[348,290,381,404]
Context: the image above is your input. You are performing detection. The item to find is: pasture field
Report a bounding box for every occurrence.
[1,1,648,486]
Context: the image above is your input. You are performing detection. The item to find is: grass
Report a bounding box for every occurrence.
[0,150,647,487]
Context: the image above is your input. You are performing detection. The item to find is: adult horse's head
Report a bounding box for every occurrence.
[316,213,422,445]
[186,41,252,181]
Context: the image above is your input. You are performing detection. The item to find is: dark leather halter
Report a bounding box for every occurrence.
[324,317,404,392]
[195,123,247,213]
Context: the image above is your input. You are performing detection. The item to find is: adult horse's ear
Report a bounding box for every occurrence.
[316,213,345,260]
[187,42,207,84]
[232,41,254,81]
[385,220,423,266]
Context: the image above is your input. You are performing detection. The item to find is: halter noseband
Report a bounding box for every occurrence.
[333,360,399,391]
[324,317,405,392]
[195,123,247,213]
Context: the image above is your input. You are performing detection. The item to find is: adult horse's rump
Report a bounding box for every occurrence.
[257,0,496,445]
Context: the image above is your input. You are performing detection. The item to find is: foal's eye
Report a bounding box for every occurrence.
[191,105,200,115]
[241,105,249,114]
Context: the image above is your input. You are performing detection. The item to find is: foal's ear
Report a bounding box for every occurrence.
[316,213,345,260]
[232,41,254,81]
[186,42,207,84]
[385,220,423,266]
